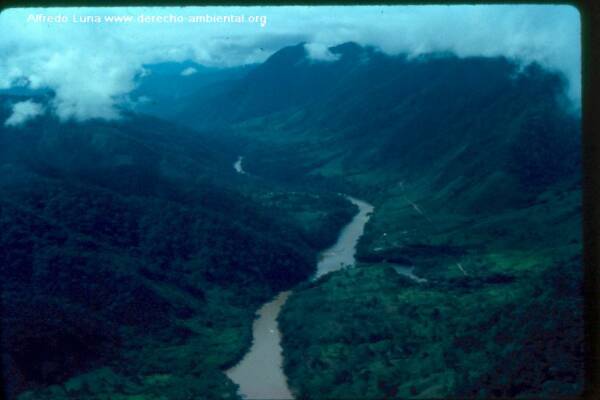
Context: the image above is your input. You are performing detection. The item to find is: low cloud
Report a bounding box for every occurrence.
[0,5,581,121]
[304,43,340,62]
[180,66,198,76]
[4,100,45,127]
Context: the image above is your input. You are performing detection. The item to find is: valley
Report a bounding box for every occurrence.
[226,158,374,400]
[201,43,583,399]
[1,40,583,400]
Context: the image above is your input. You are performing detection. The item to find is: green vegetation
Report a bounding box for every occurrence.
[229,44,583,398]
[2,41,584,399]
[0,104,356,399]
[277,148,583,398]
[280,254,583,398]
[249,191,358,250]
[0,171,307,399]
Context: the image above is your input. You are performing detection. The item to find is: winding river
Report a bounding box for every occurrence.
[225,157,374,399]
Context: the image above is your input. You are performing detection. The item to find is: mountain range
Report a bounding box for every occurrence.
[1,41,583,399]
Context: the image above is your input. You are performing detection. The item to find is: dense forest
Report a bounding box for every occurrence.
[1,39,583,399]
[165,42,581,398]
[280,257,583,398]
[0,98,356,399]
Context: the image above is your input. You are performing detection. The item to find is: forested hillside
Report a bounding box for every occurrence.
[155,43,584,398]
[1,38,583,399]
[0,94,356,399]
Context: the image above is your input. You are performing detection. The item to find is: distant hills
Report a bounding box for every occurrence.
[129,61,255,121]
[155,42,579,213]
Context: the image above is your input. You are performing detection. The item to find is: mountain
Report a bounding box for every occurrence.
[129,61,255,121]
[172,43,380,130]
[165,44,579,234]
[158,43,583,398]
[2,40,583,400]
[0,94,356,399]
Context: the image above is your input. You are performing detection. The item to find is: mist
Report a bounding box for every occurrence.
[0,5,580,122]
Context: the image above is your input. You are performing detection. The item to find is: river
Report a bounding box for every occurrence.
[225,157,374,399]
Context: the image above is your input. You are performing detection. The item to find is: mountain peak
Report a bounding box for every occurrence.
[329,41,363,56]
[263,42,307,67]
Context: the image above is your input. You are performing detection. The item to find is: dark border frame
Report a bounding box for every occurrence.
[0,1,597,399]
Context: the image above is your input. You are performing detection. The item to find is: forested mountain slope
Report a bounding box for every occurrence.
[1,38,583,399]
[159,43,584,398]
[0,94,355,399]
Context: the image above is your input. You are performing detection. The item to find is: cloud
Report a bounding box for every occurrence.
[304,43,340,62]
[180,66,198,76]
[0,5,581,121]
[4,100,45,126]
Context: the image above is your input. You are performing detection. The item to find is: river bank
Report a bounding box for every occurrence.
[225,198,373,399]
[226,156,374,399]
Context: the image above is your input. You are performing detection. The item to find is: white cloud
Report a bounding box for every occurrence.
[4,100,45,127]
[0,5,581,121]
[180,66,198,76]
[304,43,340,62]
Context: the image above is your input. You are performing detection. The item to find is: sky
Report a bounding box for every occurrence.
[0,5,581,124]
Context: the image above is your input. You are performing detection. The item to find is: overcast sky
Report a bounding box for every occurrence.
[0,5,581,123]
